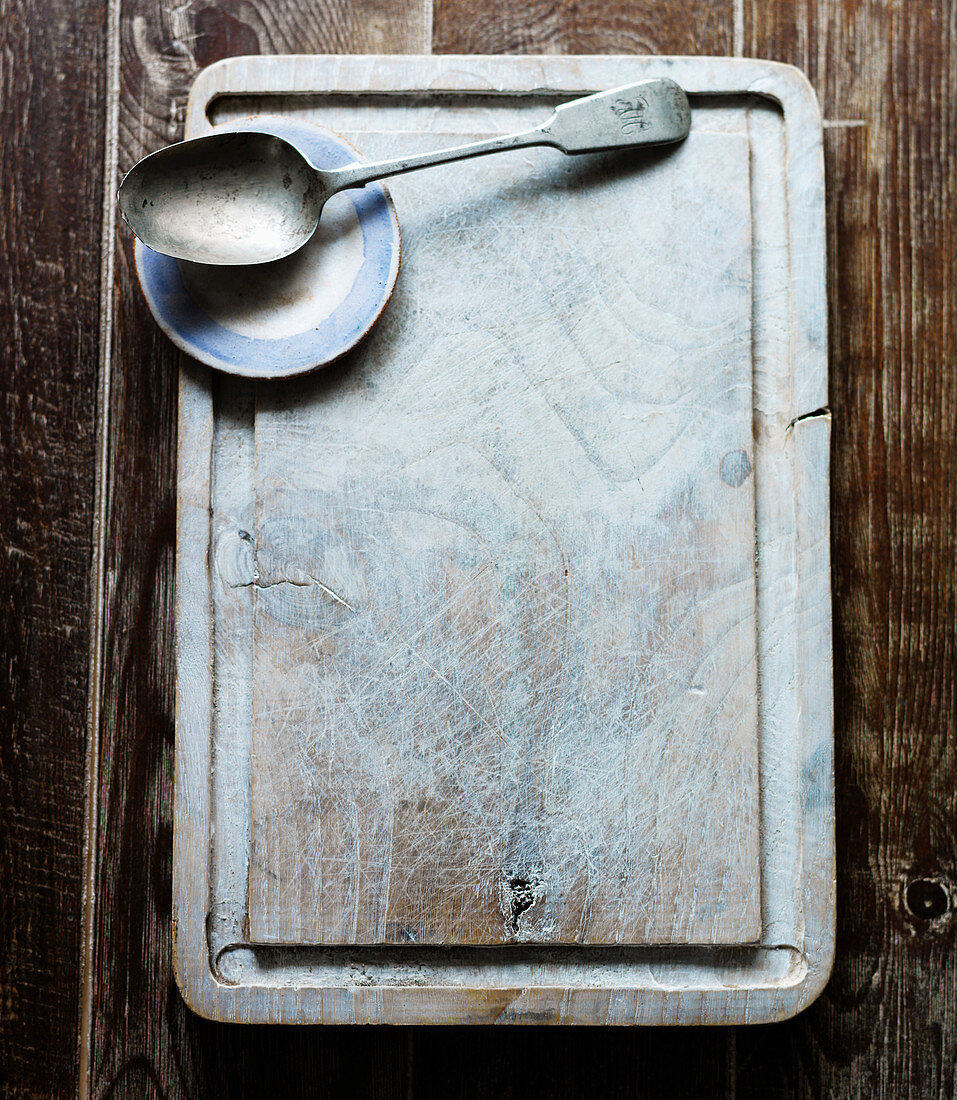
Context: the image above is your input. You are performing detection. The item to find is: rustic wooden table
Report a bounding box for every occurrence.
[1,0,953,1096]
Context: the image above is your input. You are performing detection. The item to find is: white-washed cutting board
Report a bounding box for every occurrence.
[173,55,833,1025]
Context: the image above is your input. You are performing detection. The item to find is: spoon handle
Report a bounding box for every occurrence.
[322,77,690,196]
[322,127,552,194]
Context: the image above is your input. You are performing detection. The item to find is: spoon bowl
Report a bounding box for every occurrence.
[120,130,324,265]
[133,117,401,376]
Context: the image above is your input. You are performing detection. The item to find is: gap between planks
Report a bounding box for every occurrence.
[78,0,122,1091]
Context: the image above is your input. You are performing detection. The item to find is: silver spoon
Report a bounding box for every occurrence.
[118,78,690,266]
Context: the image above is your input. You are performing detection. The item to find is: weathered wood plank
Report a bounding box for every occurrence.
[85,1,430,1095]
[0,0,105,1093]
[434,0,734,55]
[734,1,957,1096]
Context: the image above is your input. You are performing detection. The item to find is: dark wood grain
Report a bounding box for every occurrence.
[0,0,105,1095]
[434,0,734,55]
[734,3,957,1096]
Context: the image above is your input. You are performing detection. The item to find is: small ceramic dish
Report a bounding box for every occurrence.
[134,116,401,379]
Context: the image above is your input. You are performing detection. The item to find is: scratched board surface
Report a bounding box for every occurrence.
[242,128,760,946]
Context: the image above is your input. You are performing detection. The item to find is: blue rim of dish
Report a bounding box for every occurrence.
[134,116,401,379]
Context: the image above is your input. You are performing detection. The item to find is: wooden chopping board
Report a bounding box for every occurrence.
[173,54,833,1025]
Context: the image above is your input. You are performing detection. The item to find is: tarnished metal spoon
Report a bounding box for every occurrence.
[118,78,690,266]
